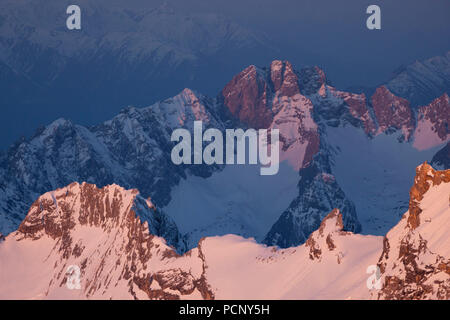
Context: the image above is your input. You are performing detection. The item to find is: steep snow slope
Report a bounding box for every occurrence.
[202,210,382,300]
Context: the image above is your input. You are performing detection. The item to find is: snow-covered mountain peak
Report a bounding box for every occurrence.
[375,163,450,299]
[0,182,213,299]
[38,117,74,133]
[386,51,450,106]
[413,93,450,150]
[16,182,186,253]
[174,88,210,113]
[221,60,321,169]
[317,208,345,235]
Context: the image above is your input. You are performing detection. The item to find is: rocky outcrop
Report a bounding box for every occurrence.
[1,164,449,299]
[18,182,186,253]
[376,163,450,300]
[313,84,376,135]
[264,153,361,248]
[221,60,322,171]
[298,66,327,95]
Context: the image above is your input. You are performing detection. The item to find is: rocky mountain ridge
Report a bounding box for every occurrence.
[0,58,448,250]
[0,163,448,299]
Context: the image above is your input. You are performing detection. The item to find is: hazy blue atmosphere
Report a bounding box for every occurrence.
[0,0,449,149]
[168,0,450,86]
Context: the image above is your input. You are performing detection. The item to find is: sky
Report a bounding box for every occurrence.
[0,0,449,149]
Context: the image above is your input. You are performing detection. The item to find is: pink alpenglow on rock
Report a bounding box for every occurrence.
[413,93,450,150]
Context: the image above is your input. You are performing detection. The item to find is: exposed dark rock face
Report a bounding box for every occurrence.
[0,0,279,151]
[305,209,347,262]
[14,182,213,299]
[371,86,415,141]
[376,163,450,300]
[221,60,356,247]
